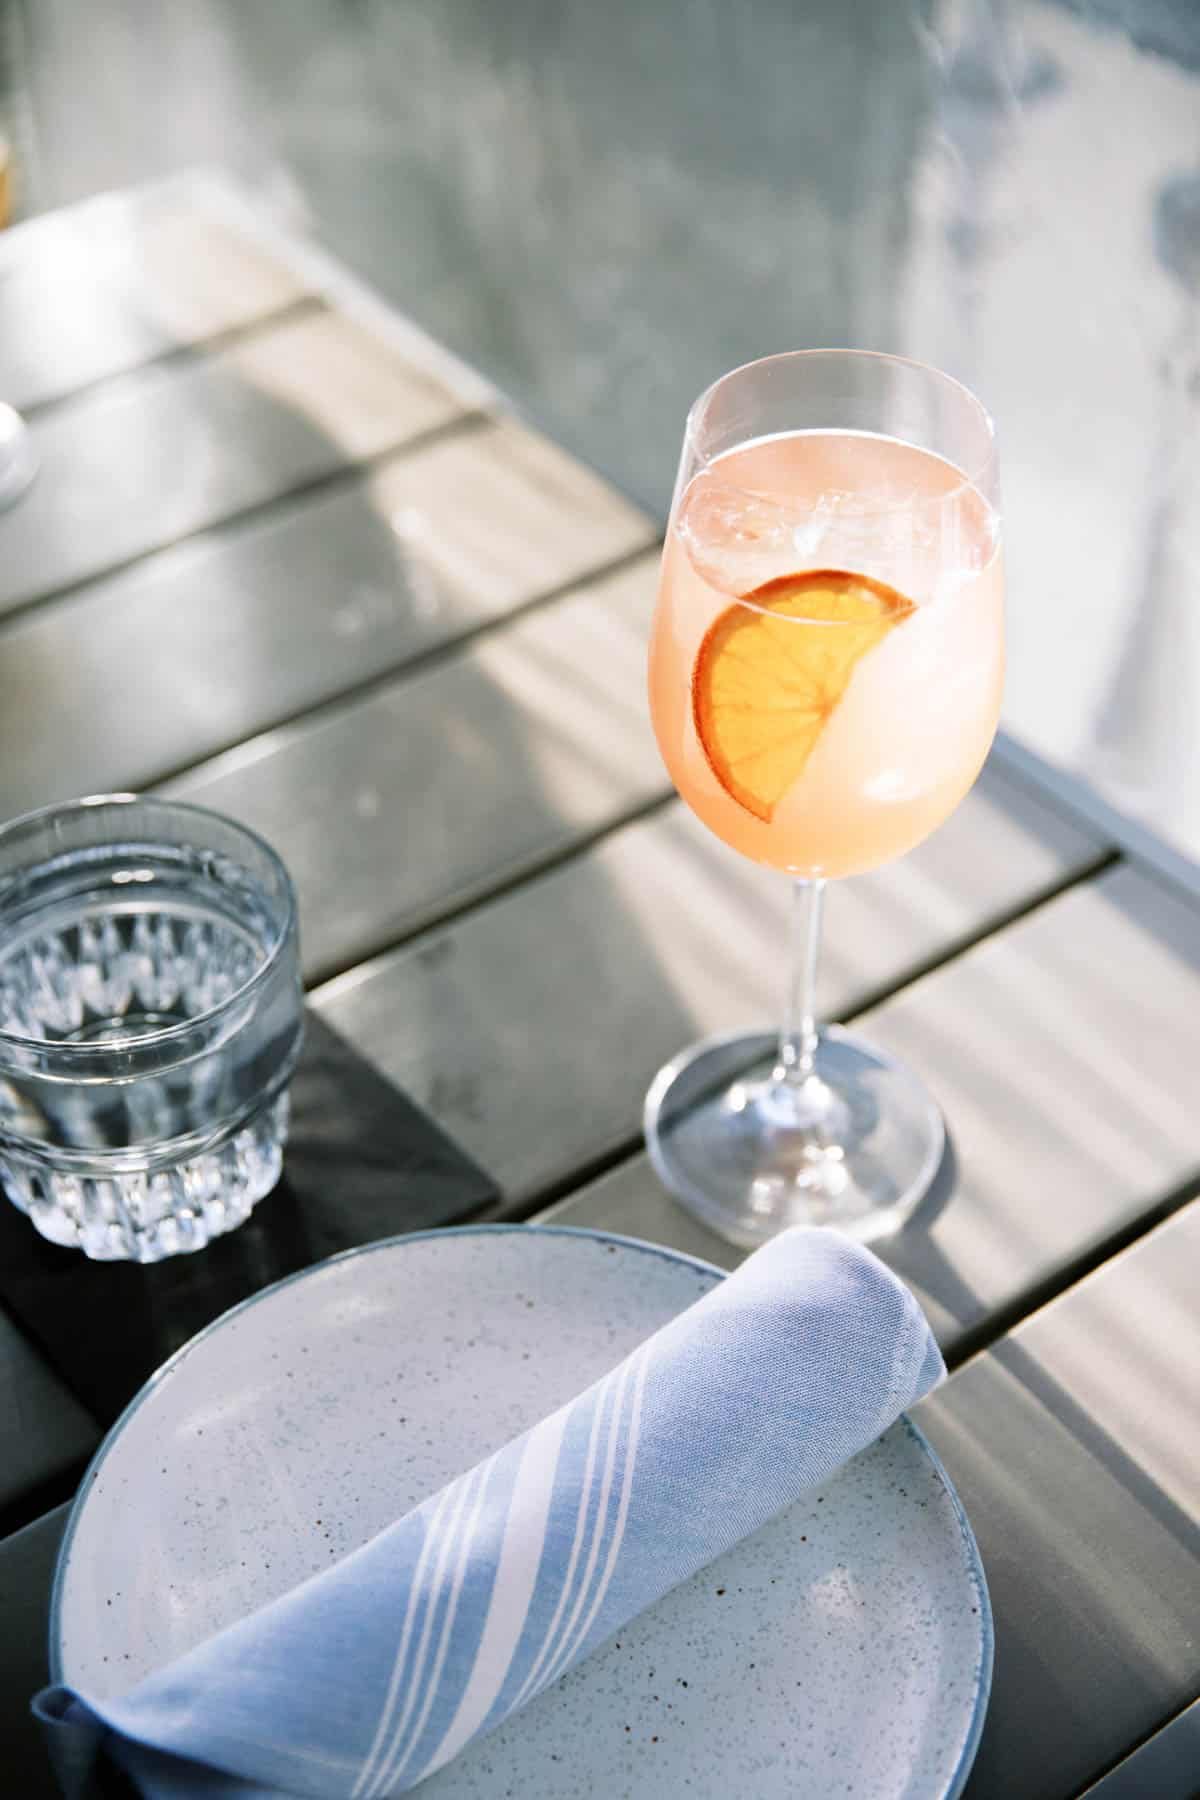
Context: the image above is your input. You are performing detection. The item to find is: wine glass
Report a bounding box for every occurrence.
[645,350,1004,1246]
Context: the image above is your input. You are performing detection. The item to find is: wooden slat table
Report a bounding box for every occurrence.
[0,173,1197,1800]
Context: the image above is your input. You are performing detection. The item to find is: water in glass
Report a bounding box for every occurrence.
[0,799,303,1261]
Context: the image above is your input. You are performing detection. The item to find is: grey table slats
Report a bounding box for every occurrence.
[0,308,467,620]
[167,553,662,981]
[0,417,654,821]
[314,760,1106,1204]
[1,173,1198,1800]
[542,861,1200,1360]
[0,1503,71,1798]
[0,1314,98,1520]
[0,180,309,413]
[915,1200,1200,1799]
[1080,1698,1200,1798]
[849,861,1200,1349]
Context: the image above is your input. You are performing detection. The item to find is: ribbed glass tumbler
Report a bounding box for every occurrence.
[0,795,304,1262]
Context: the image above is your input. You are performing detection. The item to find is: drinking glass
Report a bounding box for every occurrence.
[0,795,304,1261]
[645,350,1004,1246]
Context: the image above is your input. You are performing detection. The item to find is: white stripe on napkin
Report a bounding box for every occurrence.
[352,1479,459,1798]
[529,1349,645,1703]
[417,1405,571,1777]
[355,1472,475,1799]
[506,1370,615,1712]
[380,1459,495,1793]
[367,1466,484,1798]
[536,1346,651,1697]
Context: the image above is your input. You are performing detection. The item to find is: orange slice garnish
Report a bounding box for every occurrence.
[692,570,914,821]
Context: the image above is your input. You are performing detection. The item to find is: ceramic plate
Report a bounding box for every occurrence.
[53,1225,991,1797]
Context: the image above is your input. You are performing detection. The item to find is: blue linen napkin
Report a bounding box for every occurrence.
[35,1227,945,1798]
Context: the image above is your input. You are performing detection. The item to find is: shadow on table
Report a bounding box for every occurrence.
[924,1309,1200,1800]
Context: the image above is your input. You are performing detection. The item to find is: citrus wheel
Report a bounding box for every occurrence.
[691,569,914,821]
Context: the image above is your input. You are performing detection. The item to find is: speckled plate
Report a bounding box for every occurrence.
[52,1225,991,1797]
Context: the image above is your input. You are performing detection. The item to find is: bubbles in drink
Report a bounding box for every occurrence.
[678,434,999,606]
[650,428,1005,879]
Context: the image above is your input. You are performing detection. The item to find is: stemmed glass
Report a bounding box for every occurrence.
[645,350,1004,1246]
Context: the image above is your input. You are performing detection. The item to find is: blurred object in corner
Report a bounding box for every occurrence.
[0,1,37,508]
[0,0,33,229]
[0,130,13,228]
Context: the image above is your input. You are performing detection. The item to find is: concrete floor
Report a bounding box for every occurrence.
[6,0,1200,867]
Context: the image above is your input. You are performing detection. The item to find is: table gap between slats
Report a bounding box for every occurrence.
[150,537,660,812]
[0,301,501,624]
[491,844,1121,1223]
[0,409,488,633]
[313,769,1107,1202]
[915,1198,1200,1799]
[1078,1694,1200,1800]
[0,415,657,828]
[14,294,325,424]
[536,1131,1200,1387]
[0,177,315,412]
[532,858,1200,1378]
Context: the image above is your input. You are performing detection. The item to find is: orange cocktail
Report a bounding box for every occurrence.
[643,353,1004,1248]
[650,429,1003,878]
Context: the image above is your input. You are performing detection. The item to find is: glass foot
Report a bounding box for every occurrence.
[0,403,36,511]
[644,1027,944,1249]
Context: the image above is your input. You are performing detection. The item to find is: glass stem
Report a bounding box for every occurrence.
[774,877,825,1087]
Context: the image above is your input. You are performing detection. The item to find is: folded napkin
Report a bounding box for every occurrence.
[36,1227,944,1798]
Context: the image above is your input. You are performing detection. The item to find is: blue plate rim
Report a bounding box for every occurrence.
[48,1222,993,1796]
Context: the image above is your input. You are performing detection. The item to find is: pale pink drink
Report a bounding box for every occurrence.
[650,430,1004,877]
[644,352,1004,1247]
